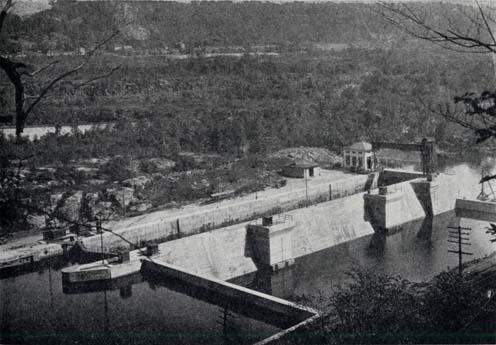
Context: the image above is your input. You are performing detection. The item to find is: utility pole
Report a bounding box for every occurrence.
[96,217,105,265]
[122,191,126,217]
[217,306,236,343]
[305,172,309,207]
[447,223,473,275]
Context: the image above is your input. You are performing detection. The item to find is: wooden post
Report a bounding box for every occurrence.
[97,217,105,265]
[305,172,309,207]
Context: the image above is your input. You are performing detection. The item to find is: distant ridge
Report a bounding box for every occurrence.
[12,0,487,16]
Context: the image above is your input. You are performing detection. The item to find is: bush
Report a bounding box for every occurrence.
[54,166,88,185]
[318,268,496,344]
[173,155,198,172]
[139,160,159,174]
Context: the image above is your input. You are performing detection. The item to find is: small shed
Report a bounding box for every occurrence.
[281,160,319,179]
[343,141,375,172]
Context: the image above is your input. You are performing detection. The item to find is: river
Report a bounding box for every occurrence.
[1,163,495,344]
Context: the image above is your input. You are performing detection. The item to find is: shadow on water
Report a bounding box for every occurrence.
[234,267,297,301]
[367,232,386,256]
[416,216,434,241]
[142,269,294,330]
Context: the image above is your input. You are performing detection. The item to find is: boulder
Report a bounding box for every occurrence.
[27,215,46,229]
[148,158,175,170]
[59,191,83,222]
[49,193,63,212]
[129,203,153,213]
[270,147,343,167]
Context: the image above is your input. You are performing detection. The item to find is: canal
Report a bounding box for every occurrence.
[0,260,279,345]
[1,164,495,345]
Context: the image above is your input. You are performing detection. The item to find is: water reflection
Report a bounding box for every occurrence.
[246,211,495,301]
[416,215,434,241]
[0,265,278,345]
[142,269,294,330]
[62,273,142,295]
[0,255,67,280]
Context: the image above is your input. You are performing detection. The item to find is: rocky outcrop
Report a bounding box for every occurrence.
[58,191,83,222]
[122,176,151,190]
[129,203,153,213]
[270,147,342,167]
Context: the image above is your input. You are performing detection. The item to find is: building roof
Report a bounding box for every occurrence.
[346,141,372,151]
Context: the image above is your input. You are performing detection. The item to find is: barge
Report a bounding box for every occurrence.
[0,242,63,269]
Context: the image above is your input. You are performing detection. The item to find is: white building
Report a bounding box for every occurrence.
[343,141,375,172]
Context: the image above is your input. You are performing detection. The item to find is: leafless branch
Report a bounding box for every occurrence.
[24,31,119,116]
[475,0,496,47]
[377,1,496,54]
[74,66,120,90]
[0,0,13,34]
[21,60,60,77]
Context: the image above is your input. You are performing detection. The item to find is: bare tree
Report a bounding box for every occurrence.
[378,0,496,145]
[0,0,120,140]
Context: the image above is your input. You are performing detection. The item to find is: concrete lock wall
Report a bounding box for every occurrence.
[80,170,460,286]
[290,192,375,257]
[154,223,258,281]
[81,173,379,251]
[124,188,380,283]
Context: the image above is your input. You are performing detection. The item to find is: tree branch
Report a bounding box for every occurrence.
[24,31,119,116]
[21,60,60,77]
[0,0,13,35]
[377,2,496,54]
[475,0,496,47]
[74,66,120,90]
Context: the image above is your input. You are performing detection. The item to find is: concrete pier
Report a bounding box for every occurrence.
[455,198,496,222]
[247,216,296,271]
[363,182,425,234]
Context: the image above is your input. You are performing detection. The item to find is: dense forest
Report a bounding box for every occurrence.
[0,1,493,161]
[1,1,399,52]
